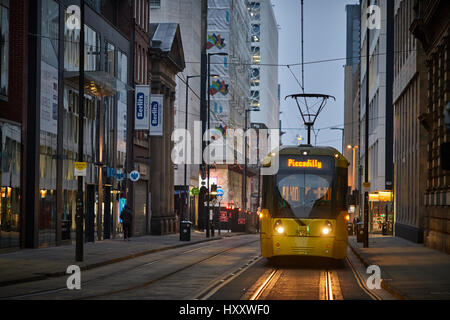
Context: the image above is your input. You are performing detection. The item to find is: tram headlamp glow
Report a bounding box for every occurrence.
[274,220,284,234]
[322,221,333,235]
[276,226,285,234]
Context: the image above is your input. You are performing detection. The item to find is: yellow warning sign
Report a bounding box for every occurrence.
[74,162,87,177]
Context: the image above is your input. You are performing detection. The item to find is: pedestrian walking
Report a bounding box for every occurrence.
[120,204,132,241]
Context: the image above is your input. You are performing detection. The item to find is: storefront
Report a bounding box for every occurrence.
[0,121,21,249]
[369,191,394,235]
[24,0,131,248]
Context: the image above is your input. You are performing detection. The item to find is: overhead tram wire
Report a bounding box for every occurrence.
[26,31,419,68]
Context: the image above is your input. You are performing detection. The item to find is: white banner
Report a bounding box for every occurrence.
[117,100,127,153]
[40,61,58,135]
[135,85,150,130]
[150,94,163,136]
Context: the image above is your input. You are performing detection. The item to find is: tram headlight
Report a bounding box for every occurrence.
[274,220,284,234]
[276,226,285,234]
[322,221,333,235]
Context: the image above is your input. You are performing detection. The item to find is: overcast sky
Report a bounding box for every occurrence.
[272,0,359,152]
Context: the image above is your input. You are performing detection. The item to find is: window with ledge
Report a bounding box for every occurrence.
[150,0,160,9]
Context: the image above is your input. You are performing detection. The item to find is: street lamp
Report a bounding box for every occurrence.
[206,52,228,238]
[183,74,218,225]
[183,75,200,228]
[331,127,344,154]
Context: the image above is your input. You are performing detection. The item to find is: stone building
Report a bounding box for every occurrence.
[410,0,450,253]
[149,23,185,234]
[392,0,428,243]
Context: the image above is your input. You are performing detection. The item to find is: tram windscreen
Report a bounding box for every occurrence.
[271,156,337,219]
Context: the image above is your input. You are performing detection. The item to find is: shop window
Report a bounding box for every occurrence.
[0,121,21,248]
[40,0,59,246]
[117,51,128,84]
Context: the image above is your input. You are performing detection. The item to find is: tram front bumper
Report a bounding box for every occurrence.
[270,235,344,259]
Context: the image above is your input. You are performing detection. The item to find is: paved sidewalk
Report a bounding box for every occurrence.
[348,234,450,300]
[0,230,246,287]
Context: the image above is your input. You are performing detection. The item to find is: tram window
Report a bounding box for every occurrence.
[275,173,335,219]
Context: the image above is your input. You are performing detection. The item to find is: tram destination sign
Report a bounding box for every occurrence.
[280,155,334,171]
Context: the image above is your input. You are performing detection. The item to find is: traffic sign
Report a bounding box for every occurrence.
[191,187,199,196]
[116,169,124,181]
[217,187,224,197]
[74,162,87,177]
[129,170,140,182]
[219,211,228,222]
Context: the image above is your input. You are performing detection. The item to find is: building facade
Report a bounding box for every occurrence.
[248,0,279,132]
[410,0,450,253]
[130,0,152,237]
[150,0,202,226]
[205,0,252,217]
[343,4,361,219]
[359,0,395,233]
[148,22,185,234]
[0,0,133,249]
[392,0,428,243]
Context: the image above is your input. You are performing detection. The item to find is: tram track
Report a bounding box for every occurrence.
[1,237,259,300]
[249,268,338,300]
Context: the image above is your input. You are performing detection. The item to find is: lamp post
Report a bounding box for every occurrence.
[206,52,228,238]
[183,75,201,225]
[75,0,85,262]
[183,74,217,225]
[331,127,344,154]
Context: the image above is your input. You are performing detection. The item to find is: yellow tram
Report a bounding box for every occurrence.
[259,145,350,261]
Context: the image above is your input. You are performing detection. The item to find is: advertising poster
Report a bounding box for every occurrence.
[117,100,127,153]
[150,94,163,136]
[135,85,150,130]
[40,61,58,135]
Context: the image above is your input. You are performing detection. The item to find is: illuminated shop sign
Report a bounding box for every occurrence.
[369,191,393,202]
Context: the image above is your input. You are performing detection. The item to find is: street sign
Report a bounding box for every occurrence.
[362,182,371,192]
[116,169,124,181]
[217,187,224,197]
[74,162,87,177]
[191,187,200,196]
[219,211,228,222]
[129,170,140,182]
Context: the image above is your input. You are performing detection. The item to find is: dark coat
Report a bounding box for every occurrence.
[120,207,132,224]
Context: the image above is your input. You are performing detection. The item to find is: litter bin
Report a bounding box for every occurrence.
[348,222,354,236]
[180,221,191,241]
[356,222,364,243]
[382,222,387,235]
